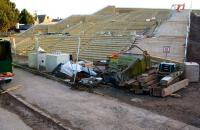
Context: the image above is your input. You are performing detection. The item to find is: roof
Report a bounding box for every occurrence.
[37,15,47,23]
[52,18,62,22]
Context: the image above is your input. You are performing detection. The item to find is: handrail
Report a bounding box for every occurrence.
[184,10,191,62]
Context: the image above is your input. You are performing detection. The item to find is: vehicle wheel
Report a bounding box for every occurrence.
[5,79,12,83]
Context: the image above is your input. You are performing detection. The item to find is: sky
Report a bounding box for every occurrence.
[10,0,198,19]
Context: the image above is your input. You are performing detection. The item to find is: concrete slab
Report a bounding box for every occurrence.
[169,10,190,22]
[184,62,199,82]
[155,10,189,37]
[129,36,185,62]
[0,107,32,130]
[155,22,187,37]
[130,10,189,62]
[5,68,199,130]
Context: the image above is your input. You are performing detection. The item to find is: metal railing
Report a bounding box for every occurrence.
[184,10,191,62]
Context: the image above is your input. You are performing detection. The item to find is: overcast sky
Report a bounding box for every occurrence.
[11,0,197,19]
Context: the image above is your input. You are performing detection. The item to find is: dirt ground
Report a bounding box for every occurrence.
[94,81,200,128]
[138,82,200,127]
[137,82,200,127]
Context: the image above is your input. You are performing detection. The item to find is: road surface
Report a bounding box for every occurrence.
[4,68,199,130]
[0,107,32,130]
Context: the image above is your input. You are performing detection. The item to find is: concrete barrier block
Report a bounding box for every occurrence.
[184,62,199,82]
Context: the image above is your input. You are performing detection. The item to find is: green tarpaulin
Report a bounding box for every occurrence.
[107,54,150,82]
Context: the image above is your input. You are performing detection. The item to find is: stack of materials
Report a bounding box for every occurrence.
[124,68,158,94]
[150,71,188,97]
[123,64,189,97]
[160,71,183,87]
[135,69,158,94]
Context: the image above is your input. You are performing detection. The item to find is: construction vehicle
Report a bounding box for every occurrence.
[0,39,14,85]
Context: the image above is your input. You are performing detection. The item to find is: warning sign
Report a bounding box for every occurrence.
[163,46,171,53]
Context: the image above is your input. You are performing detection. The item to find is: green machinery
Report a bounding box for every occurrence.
[0,39,13,84]
[107,53,150,81]
[104,45,151,85]
[0,39,12,73]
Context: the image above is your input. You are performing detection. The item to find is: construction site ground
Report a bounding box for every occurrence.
[94,81,200,128]
[2,68,199,130]
[1,8,199,130]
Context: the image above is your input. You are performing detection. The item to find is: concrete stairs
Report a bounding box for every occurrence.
[80,36,132,61]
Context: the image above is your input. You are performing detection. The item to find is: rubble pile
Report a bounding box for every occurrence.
[27,51,189,97]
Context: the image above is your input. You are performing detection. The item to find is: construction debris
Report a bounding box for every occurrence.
[1,85,21,94]
[24,50,191,97]
[160,71,183,86]
[21,36,191,98]
[55,61,97,81]
[162,79,189,97]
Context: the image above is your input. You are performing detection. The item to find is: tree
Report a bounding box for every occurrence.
[0,0,19,32]
[19,9,34,24]
[0,12,9,32]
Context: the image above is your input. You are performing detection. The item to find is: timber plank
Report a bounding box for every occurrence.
[162,79,189,97]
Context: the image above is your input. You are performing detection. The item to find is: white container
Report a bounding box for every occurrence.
[38,53,46,67]
[28,52,47,69]
[28,53,37,68]
[184,62,199,82]
[46,53,70,72]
